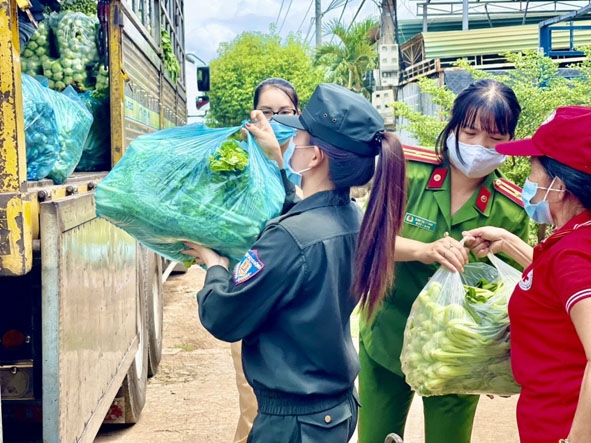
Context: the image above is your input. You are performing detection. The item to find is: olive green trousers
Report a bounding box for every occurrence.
[357,340,479,443]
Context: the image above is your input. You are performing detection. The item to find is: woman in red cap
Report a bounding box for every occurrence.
[465,106,591,443]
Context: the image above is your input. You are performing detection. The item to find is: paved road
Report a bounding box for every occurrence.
[95,265,520,443]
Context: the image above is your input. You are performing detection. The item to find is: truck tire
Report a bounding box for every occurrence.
[121,249,150,423]
[144,248,163,377]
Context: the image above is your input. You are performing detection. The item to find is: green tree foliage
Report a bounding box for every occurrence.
[315,18,379,97]
[207,31,325,127]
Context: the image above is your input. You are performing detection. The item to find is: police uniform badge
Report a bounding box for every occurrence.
[233,249,265,285]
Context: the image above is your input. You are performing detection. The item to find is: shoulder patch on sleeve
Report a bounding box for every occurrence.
[427,167,448,189]
[233,250,265,285]
[402,144,442,165]
[494,178,524,207]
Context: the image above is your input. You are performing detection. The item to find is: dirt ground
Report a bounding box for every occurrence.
[94,265,520,443]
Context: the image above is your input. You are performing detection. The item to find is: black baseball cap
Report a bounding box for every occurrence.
[273,83,384,157]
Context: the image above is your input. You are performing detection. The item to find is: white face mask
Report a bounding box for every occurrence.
[446,133,507,178]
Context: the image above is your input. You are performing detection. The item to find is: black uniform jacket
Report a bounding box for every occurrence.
[197,187,362,398]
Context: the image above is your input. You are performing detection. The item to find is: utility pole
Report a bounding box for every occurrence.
[381,0,395,45]
[315,0,322,48]
[463,0,469,30]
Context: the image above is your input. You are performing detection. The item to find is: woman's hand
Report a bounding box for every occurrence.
[418,232,469,273]
[243,110,283,167]
[463,226,509,258]
[464,226,533,268]
[181,241,229,270]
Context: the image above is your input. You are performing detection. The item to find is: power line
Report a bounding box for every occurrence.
[275,0,286,27]
[297,0,315,34]
[278,0,294,34]
[400,0,416,18]
[326,0,341,11]
[305,17,315,44]
[336,0,351,29]
[329,0,351,44]
[310,0,373,47]
[305,15,316,45]
[347,0,367,31]
[325,0,350,17]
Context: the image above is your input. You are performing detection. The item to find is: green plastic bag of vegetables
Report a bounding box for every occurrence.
[400,252,522,396]
[94,123,286,267]
[21,74,61,181]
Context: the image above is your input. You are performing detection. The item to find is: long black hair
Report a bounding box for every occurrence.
[351,131,406,319]
[310,132,407,319]
[435,79,521,162]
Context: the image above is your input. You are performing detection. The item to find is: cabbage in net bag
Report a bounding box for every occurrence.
[401,252,522,396]
[95,123,286,267]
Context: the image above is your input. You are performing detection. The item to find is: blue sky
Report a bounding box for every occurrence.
[185,0,389,65]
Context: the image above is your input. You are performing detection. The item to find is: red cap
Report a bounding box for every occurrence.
[495,106,591,174]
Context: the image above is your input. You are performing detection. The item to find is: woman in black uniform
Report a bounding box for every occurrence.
[183,83,406,443]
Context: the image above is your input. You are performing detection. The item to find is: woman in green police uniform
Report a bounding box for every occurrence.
[358,79,529,443]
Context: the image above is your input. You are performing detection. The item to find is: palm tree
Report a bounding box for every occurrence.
[315,17,379,97]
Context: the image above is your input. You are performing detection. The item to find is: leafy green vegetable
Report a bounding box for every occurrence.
[401,270,521,397]
[208,140,249,173]
[60,0,98,16]
[91,65,109,99]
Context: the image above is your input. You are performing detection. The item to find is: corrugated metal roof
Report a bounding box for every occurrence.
[398,14,569,43]
[415,21,591,59]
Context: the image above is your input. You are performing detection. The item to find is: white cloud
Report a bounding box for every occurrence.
[237,0,278,17]
[186,22,236,63]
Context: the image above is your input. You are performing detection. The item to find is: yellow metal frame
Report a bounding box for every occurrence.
[109,0,126,166]
[0,0,33,276]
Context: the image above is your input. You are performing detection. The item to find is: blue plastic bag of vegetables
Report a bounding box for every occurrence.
[21,74,61,181]
[23,79,94,184]
[42,85,94,183]
[95,123,286,267]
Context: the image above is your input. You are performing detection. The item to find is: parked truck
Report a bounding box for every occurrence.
[0,0,187,440]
